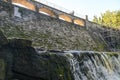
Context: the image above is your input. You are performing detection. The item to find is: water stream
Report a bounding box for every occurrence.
[64,51,120,80]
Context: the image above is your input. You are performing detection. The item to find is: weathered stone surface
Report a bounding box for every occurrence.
[0,59,5,80]
[12,49,73,80]
[9,39,32,48]
[0,45,14,80]
[0,15,105,51]
[0,11,8,17]
[0,30,8,46]
[0,39,74,80]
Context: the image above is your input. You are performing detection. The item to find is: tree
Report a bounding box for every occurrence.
[116,11,120,28]
[93,10,120,29]
[93,16,98,23]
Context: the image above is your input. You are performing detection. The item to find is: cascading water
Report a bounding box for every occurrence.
[64,51,120,80]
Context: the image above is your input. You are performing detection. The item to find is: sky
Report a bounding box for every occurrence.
[40,0,120,20]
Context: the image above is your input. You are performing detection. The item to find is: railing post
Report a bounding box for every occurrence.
[85,15,89,30]
[85,15,88,21]
[7,0,13,17]
[35,5,39,13]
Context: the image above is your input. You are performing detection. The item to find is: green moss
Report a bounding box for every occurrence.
[40,53,73,80]
[98,43,105,51]
[105,52,119,57]
[93,39,106,51]
[55,38,65,46]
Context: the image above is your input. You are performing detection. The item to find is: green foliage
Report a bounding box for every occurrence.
[93,10,120,29]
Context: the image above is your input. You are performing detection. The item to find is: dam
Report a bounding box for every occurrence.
[0,0,120,80]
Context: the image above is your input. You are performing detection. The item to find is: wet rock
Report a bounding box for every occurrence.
[9,39,32,48]
[0,30,8,46]
[12,49,73,80]
[0,59,5,80]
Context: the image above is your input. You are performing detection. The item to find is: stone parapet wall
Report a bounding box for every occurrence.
[1,0,85,26]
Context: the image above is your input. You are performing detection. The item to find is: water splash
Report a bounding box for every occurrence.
[65,51,120,80]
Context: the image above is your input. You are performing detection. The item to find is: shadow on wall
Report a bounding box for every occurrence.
[5,0,85,26]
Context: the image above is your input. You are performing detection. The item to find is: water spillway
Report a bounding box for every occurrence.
[34,49,120,80]
[64,51,120,80]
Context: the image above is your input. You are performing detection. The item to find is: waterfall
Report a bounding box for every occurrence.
[64,51,120,80]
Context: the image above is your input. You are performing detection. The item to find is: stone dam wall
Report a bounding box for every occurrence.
[0,1,120,51]
[0,29,120,80]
